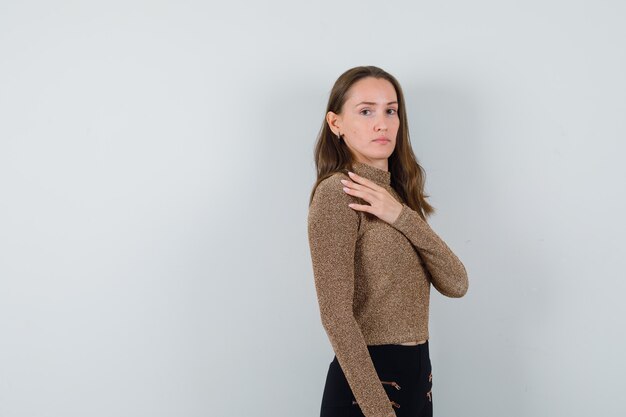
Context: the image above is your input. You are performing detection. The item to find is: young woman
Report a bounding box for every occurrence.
[307,66,469,417]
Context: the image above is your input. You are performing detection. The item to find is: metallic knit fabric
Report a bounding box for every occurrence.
[307,161,468,417]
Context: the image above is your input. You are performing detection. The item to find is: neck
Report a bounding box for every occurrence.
[350,160,391,186]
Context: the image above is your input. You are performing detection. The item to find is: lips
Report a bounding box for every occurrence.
[374,138,390,143]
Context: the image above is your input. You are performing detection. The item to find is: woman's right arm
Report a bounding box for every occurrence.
[308,174,396,417]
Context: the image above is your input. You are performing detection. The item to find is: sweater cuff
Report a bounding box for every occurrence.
[391,203,425,233]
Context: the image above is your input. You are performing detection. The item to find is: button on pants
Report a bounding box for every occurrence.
[320,341,433,417]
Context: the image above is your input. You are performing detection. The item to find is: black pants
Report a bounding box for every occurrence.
[320,341,433,417]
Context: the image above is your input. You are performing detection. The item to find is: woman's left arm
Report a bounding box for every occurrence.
[389,203,469,298]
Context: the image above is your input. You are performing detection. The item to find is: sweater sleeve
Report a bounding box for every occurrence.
[307,175,396,417]
[390,203,469,298]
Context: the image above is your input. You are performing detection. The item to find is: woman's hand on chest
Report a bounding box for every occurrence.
[340,171,403,225]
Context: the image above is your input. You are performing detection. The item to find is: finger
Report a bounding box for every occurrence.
[342,185,374,203]
[347,171,383,191]
[341,179,379,200]
[340,178,371,192]
[347,202,371,213]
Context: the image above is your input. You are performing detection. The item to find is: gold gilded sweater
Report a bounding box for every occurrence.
[307,161,468,417]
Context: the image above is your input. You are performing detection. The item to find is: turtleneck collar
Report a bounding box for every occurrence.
[350,161,391,186]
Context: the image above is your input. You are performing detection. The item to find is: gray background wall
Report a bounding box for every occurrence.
[1,1,624,416]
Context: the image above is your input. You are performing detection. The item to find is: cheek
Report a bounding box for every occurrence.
[350,124,365,136]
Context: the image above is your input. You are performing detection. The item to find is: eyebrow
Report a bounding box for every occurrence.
[354,101,398,107]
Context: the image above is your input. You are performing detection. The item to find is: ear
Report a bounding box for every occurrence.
[326,111,342,136]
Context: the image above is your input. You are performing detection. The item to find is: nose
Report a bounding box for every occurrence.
[375,113,388,131]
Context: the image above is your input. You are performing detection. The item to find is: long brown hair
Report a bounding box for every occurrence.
[308,65,435,220]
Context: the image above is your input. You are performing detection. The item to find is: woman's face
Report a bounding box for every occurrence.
[327,76,400,165]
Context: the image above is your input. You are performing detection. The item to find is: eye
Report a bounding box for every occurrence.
[360,109,371,115]
[387,108,398,115]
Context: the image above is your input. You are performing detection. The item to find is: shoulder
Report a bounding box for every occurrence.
[309,172,358,218]
[313,172,350,200]
[308,172,359,230]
